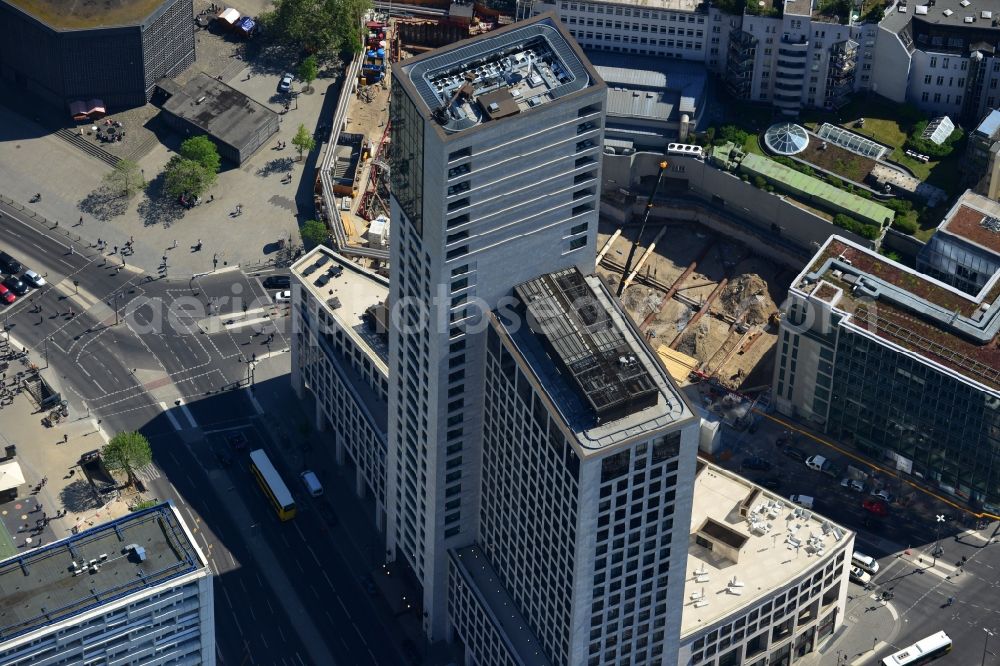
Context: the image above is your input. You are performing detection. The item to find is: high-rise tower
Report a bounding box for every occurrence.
[386,14,607,637]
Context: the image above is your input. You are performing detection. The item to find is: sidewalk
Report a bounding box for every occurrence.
[805,594,900,666]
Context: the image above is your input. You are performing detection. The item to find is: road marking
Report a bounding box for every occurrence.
[336,595,350,618]
[323,570,334,590]
[224,315,271,330]
[203,425,250,435]
[92,379,105,393]
[159,402,183,430]
[352,622,367,646]
[278,626,285,643]
[177,398,198,428]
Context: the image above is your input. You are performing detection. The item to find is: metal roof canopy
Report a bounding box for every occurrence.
[0,460,24,492]
[516,268,659,419]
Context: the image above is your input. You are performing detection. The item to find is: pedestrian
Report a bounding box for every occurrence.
[113,245,118,254]
[97,237,102,247]
[172,239,177,249]
[69,245,74,256]
[129,235,134,244]
[210,194,214,202]
[63,433,68,443]
[79,216,83,225]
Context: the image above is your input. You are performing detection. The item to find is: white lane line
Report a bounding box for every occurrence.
[92,379,105,393]
[177,398,198,428]
[81,366,92,378]
[159,402,183,430]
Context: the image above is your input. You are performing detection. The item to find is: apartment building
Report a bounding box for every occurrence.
[386,14,607,639]
[678,463,853,666]
[774,234,1000,510]
[448,267,701,665]
[290,247,391,527]
[0,503,214,666]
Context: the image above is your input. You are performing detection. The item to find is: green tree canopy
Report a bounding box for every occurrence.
[298,55,319,92]
[257,0,370,60]
[103,159,145,198]
[102,431,153,487]
[164,156,218,199]
[292,124,316,161]
[179,135,222,174]
[301,219,328,248]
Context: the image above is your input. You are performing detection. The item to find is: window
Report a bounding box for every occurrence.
[569,237,587,250]
[930,56,937,67]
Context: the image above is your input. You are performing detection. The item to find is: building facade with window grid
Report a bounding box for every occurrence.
[386,15,607,640]
[291,247,391,528]
[446,268,700,665]
[774,235,1000,510]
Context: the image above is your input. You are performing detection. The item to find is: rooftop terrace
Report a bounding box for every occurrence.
[500,268,694,455]
[3,0,166,30]
[800,236,1000,392]
[938,194,1000,258]
[0,503,205,643]
[397,15,597,134]
[681,462,853,635]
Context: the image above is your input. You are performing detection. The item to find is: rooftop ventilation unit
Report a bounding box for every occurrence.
[943,8,953,15]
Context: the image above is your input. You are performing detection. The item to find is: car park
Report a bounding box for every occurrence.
[862,497,889,517]
[0,284,15,304]
[21,270,46,288]
[274,290,291,303]
[782,446,807,462]
[841,478,865,492]
[2,275,28,296]
[278,72,293,93]
[262,275,291,289]
[740,456,772,472]
[849,566,872,585]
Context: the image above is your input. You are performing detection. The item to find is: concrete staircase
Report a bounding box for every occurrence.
[55,129,119,168]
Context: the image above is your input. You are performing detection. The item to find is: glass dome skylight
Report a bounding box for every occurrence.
[764,122,810,156]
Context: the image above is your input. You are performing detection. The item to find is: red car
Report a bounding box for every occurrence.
[862,497,890,517]
[0,284,15,304]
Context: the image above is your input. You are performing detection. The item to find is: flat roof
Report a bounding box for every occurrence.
[975,109,1000,139]
[395,14,601,135]
[0,503,205,643]
[740,153,894,228]
[2,0,166,30]
[573,0,705,11]
[291,246,390,371]
[162,73,279,151]
[587,51,705,121]
[499,268,695,455]
[938,191,1000,257]
[450,546,553,665]
[800,236,1000,392]
[902,0,1000,29]
[681,463,852,636]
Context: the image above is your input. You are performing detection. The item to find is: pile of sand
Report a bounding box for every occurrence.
[719,274,776,326]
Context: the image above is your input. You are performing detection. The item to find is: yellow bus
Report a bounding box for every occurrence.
[249,449,296,521]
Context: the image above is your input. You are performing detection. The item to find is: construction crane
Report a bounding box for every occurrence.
[616,159,669,298]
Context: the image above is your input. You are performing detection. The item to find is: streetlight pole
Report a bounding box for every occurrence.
[984,628,995,666]
[934,514,946,566]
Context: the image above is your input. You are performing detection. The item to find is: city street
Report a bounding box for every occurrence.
[0,205,416,664]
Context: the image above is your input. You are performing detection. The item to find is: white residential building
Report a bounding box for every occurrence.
[290,246,390,527]
[448,267,701,665]
[0,503,214,666]
[386,14,607,639]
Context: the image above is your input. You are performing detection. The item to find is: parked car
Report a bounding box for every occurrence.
[805,455,827,471]
[274,290,291,303]
[789,494,815,509]
[782,446,808,462]
[849,566,872,586]
[741,456,772,472]
[21,270,46,288]
[0,252,23,275]
[2,275,28,296]
[262,275,291,289]
[872,489,894,504]
[0,284,15,305]
[841,478,865,493]
[759,476,782,490]
[862,497,890,517]
[278,72,294,93]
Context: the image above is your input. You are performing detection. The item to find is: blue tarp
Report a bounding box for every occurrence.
[237,16,255,33]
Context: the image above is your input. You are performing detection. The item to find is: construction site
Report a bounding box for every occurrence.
[595,218,794,394]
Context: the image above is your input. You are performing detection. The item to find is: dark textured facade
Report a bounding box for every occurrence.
[0,0,195,111]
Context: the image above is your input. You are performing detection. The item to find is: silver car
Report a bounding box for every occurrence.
[22,270,46,288]
[278,72,293,93]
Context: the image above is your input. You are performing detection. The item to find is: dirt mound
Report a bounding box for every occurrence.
[675,322,709,358]
[719,274,776,326]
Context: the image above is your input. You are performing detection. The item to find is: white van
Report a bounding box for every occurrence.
[300,470,324,497]
[852,551,880,574]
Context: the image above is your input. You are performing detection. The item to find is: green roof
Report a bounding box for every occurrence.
[740,153,893,228]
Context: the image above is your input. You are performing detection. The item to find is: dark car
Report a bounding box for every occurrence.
[782,446,808,462]
[263,275,291,289]
[213,445,233,468]
[741,456,772,472]
[0,252,22,275]
[226,432,248,451]
[2,275,28,296]
[759,476,782,490]
[862,497,890,517]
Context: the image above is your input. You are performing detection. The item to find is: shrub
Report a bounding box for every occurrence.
[833,213,881,240]
[716,125,751,147]
[891,215,918,234]
[753,175,767,189]
[883,198,914,214]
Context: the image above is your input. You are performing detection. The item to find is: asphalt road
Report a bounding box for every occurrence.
[0,208,412,665]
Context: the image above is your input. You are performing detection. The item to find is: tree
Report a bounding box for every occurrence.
[292,124,316,161]
[301,219,328,248]
[257,0,370,61]
[104,159,145,198]
[298,55,319,93]
[102,431,153,487]
[179,135,221,174]
[163,156,217,199]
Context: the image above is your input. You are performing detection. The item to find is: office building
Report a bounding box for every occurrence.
[918,190,1000,294]
[386,14,606,639]
[0,0,195,111]
[679,462,853,666]
[965,109,1000,199]
[774,234,1000,509]
[290,246,391,527]
[0,503,214,666]
[448,267,700,665]
[873,0,1000,121]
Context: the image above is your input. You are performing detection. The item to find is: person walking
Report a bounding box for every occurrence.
[62,433,68,443]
